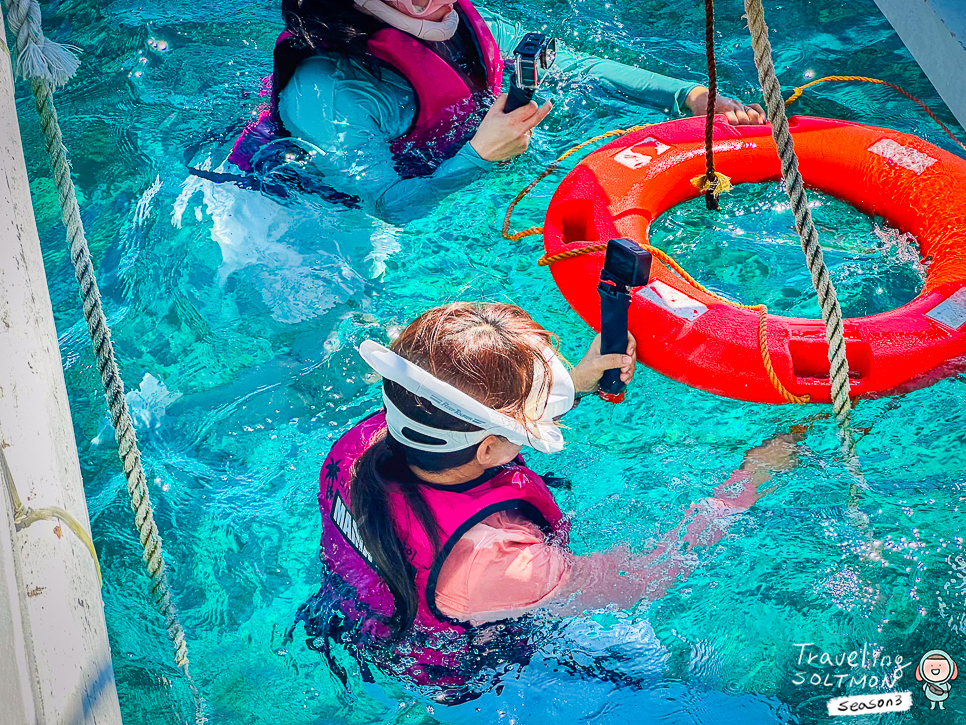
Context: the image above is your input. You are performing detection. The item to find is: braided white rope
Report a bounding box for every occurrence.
[743,0,857,461]
[3,0,205,718]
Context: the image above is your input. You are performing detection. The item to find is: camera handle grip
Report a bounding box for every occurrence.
[598,280,631,404]
[504,81,534,113]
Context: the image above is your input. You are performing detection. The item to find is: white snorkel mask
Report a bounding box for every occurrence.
[358,340,575,454]
[354,0,460,42]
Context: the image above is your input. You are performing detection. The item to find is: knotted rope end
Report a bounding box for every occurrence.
[691,172,734,198]
[17,38,80,87]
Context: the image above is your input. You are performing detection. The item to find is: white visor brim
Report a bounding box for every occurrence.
[358,340,569,453]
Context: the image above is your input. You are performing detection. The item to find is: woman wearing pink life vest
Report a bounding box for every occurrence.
[297,302,801,698]
[230,0,765,224]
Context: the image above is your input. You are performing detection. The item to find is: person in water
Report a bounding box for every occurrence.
[299,302,801,697]
[231,0,766,224]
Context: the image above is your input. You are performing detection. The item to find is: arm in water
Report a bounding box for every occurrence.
[277,55,547,225]
[435,432,802,625]
[480,8,764,123]
[481,8,698,115]
[551,432,803,612]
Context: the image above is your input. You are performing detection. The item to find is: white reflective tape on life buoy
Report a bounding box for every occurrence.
[926,288,966,330]
[868,138,938,175]
[614,136,671,170]
[637,279,709,321]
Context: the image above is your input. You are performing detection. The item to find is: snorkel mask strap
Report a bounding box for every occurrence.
[383,392,492,452]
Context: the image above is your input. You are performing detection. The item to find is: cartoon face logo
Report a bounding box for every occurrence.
[916,650,958,710]
[926,658,952,682]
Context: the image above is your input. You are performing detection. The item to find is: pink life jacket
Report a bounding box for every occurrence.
[228,0,503,179]
[308,411,568,688]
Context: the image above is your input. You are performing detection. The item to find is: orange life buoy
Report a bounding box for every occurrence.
[543,115,966,404]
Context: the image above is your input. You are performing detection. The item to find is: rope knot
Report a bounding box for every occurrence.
[691,171,733,199]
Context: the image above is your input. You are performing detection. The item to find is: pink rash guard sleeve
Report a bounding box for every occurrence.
[434,510,573,626]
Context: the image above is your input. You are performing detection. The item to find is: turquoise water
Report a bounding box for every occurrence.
[18,0,966,722]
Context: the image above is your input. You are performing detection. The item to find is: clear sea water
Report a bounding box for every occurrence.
[16,0,966,723]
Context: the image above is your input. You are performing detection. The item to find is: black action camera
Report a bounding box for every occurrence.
[512,33,556,91]
[602,237,652,288]
[504,32,557,113]
[597,239,652,403]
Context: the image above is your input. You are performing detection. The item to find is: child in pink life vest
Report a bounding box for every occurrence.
[300,302,801,696]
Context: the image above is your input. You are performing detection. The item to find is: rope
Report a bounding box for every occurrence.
[702,0,721,210]
[538,242,810,405]
[3,0,205,718]
[502,125,648,242]
[33,73,204,717]
[537,244,610,266]
[691,0,735,205]
[743,0,857,459]
[785,75,966,154]
[2,445,102,584]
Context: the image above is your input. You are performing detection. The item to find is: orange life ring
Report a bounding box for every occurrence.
[543,115,966,404]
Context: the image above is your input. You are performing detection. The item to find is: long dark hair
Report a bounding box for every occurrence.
[282,0,385,66]
[351,303,555,634]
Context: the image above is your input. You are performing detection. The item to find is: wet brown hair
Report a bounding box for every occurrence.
[351,302,555,633]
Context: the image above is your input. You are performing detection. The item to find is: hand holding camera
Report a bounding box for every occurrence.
[469,32,557,161]
[505,32,557,113]
[597,238,652,403]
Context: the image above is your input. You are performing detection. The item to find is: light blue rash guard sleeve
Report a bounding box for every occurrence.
[479,8,701,115]
[277,54,495,226]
